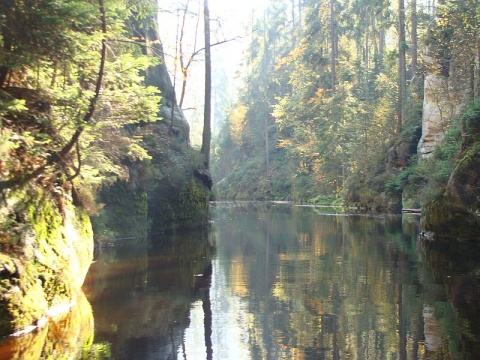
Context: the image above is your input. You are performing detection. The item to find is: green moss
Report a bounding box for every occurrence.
[26,196,63,246]
[456,142,480,171]
[423,194,480,242]
[0,186,93,336]
[171,178,210,228]
[0,255,48,335]
[94,180,148,239]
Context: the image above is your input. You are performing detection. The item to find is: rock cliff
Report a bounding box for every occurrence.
[417,53,469,158]
[422,106,480,242]
[0,187,93,336]
[95,19,210,237]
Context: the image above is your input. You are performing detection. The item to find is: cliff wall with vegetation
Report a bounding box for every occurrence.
[94,17,210,238]
[0,0,209,336]
[0,186,93,336]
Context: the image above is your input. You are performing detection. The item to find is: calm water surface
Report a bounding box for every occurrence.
[2,202,480,359]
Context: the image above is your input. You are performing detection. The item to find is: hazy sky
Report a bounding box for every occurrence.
[157,0,267,143]
[158,0,265,60]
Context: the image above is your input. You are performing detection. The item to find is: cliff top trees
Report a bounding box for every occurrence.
[0,0,161,209]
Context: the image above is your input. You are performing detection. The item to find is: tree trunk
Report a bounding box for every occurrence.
[263,10,270,176]
[330,0,336,93]
[410,0,418,79]
[298,0,302,36]
[291,0,296,47]
[178,1,190,108]
[59,0,107,160]
[0,0,14,88]
[201,0,212,168]
[365,11,370,102]
[378,9,385,59]
[397,0,406,134]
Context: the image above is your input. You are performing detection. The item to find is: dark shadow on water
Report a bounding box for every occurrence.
[82,228,215,360]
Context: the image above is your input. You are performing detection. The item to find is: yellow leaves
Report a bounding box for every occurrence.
[130,35,145,42]
[127,143,152,161]
[275,44,308,70]
[229,103,249,147]
[277,139,293,149]
[272,95,290,129]
[307,88,325,107]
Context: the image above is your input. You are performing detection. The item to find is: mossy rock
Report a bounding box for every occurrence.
[422,194,480,242]
[0,254,48,335]
[149,176,210,232]
[422,140,480,242]
[93,180,148,239]
[0,187,93,336]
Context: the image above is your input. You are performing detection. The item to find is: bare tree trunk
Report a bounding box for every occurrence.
[178,1,191,109]
[298,0,302,36]
[0,0,14,88]
[476,37,480,98]
[365,11,370,102]
[201,0,212,168]
[378,10,385,58]
[330,0,336,93]
[0,40,12,88]
[263,10,270,176]
[291,0,296,47]
[178,0,202,109]
[411,0,418,79]
[397,0,406,134]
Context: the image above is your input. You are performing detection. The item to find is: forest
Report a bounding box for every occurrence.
[0,0,213,337]
[1,0,479,240]
[1,0,480,353]
[211,0,480,239]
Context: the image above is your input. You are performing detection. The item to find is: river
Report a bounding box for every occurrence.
[1,202,480,359]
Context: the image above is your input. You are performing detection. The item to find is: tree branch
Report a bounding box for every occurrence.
[189,36,243,64]
[58,0,107,159]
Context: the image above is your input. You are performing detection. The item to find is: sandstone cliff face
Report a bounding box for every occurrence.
[96,20,210,236]
[137,21,210,233]
[142,26,191,143]
[417,40,480,241]
[417,55,469,158]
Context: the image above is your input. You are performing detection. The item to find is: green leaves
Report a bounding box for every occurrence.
[0,98,27,117]
[213,0,424,203]
[0,0,164,209]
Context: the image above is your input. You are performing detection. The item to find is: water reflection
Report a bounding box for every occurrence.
[200,202,480,359]
[2,203,480,359]
[83,229,215,359]
[0,291,94,360]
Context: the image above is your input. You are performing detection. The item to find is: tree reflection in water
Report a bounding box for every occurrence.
[0,291,100,359]
[203,202,480,359]
[2,203,480,359]
[83,229,215,359]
